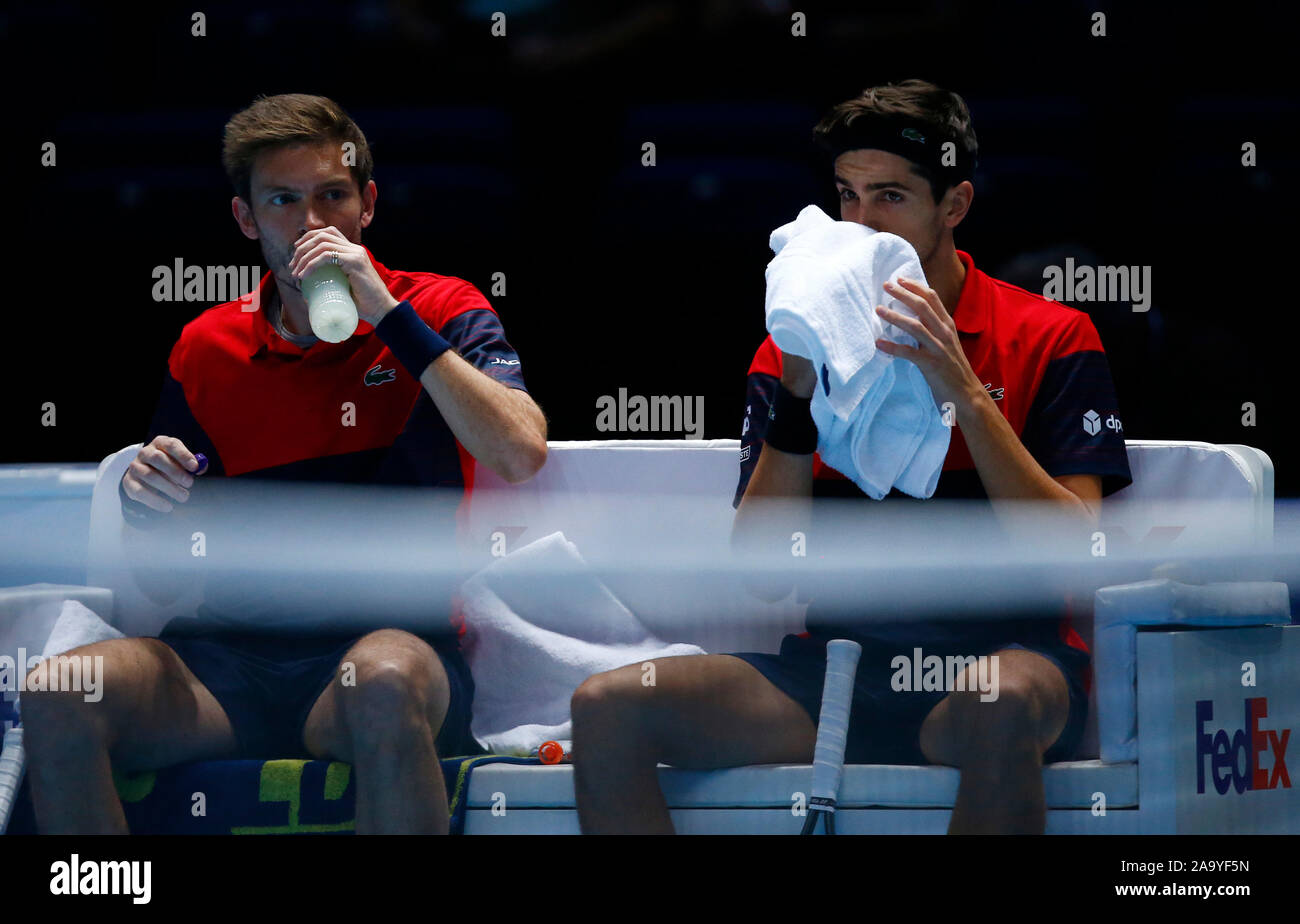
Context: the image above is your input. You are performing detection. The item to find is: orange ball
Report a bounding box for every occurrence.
[538,740,564,764]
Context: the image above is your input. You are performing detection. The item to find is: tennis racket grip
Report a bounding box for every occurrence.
[809,639,861,808]
[0,726,26,834]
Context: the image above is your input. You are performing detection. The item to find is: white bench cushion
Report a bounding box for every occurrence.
[465,760,1137,810]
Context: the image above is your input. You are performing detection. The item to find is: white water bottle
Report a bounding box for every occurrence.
[303,263,359,343]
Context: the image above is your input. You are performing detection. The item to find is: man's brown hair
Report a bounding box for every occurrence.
[814,79,978,203]
[222,94,374,205]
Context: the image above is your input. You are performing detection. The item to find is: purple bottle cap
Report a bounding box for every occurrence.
[193,453,208,474]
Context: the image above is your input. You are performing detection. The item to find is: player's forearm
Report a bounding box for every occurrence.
[732,444,814,551]
[737,443,814,506]
[957,386,1093,522]
[731,446,814,601]
[418,350,547,483]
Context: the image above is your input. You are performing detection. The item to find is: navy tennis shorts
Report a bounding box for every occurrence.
[159,629,483,759]
[731,632,1089,765]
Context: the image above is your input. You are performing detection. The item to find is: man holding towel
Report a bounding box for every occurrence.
[572,80,1131,834]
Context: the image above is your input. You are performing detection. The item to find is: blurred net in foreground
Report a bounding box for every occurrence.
[3,479,1291,647]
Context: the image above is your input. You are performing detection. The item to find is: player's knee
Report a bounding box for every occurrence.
[571,668,645,734]
[949,676,1045,753]
[341,655,443,740]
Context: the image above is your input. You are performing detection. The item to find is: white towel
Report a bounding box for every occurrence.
[814,359,952,499]
[460,532,704,755]
[894,380,952,499]
[812,361,929,499]
[1,596,123,727]
[42,600,124,658]
[766,205,951,498]
[765,205,925,420]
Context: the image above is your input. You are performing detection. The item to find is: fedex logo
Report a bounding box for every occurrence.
[1195,698,1291,795]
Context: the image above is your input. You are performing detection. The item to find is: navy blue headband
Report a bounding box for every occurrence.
[818,118,977,182]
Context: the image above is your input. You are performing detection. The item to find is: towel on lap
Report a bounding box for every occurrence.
[43,599,124,657]
[1,597,122,726]
[460,532,704,755]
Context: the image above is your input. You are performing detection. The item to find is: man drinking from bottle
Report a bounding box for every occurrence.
[21,93,548,834]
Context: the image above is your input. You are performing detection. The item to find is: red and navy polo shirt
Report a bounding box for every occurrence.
[120,249,527,527]
[735,250,1132,669]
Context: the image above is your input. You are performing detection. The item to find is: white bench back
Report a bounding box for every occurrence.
[91,439,1273,641]
[89,439,1275,761]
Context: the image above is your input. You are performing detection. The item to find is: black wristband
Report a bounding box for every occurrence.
[763,383,819,455]
[374,301,453,379]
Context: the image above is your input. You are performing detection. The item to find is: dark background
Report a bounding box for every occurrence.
[5,1,1297,494]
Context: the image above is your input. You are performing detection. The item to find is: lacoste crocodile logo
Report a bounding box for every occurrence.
[364,364,397,386]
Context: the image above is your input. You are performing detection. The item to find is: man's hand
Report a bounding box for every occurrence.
[121,436,208,603]
[780,351,818,399]
[875,276,986,412]
[121,436,206,514]
[876,278,1103,528]
[288,226,399,325]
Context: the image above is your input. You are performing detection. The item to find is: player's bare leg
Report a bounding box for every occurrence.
[22,638,240,834]
[918,647,1071,834]
[571,654,817,834]
[302,629,451,834]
